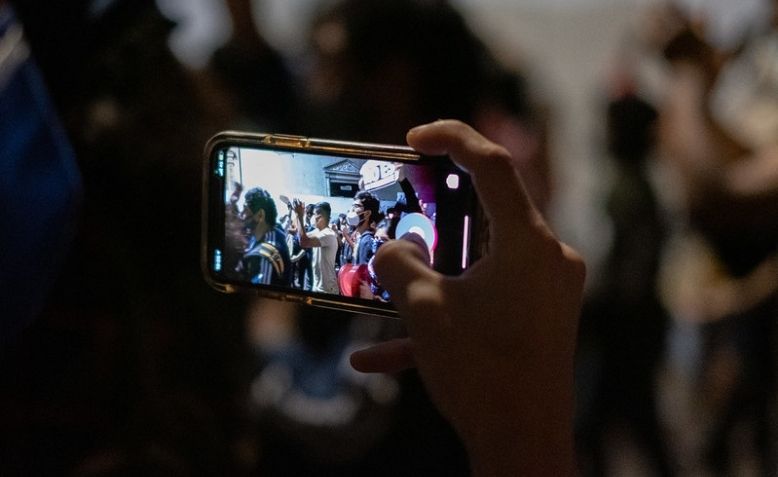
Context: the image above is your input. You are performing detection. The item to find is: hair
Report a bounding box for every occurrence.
[354,190,380,222]
[375,218,391,233]
[314,201,332,221]
[304,0,537,142]
[244,187,278,225]
[327,0,486,121]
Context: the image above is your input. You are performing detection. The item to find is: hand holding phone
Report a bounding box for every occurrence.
[202,130,483,316]
[351,120,586,476]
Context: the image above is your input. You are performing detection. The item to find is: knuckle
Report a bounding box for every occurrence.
[560,243,587,283]
[482,144,513,167]
[441,118,469,133]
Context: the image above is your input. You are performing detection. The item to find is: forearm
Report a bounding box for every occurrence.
[294,213,313,248]
[298,234,316,248]
[290,250,306,262]
[465,424,576,477]
[296,223,319,248]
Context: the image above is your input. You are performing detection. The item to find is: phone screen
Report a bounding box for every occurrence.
[203,135,478,316]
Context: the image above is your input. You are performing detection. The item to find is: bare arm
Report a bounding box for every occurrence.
[289,232,307,263]
[292,200,321,248]
[297,226,320,249]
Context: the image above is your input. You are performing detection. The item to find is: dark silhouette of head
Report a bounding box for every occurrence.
[244,187,278,225]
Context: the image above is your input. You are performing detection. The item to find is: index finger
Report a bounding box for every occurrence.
[406,120,542,244]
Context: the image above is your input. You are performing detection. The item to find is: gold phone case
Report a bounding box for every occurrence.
[202,132,481,318]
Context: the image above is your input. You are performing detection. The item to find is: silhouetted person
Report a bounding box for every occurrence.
[650,4,778,473]
[576,91,674,476]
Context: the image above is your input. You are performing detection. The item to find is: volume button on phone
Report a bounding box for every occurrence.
[264,134,309,148]
[281,293,309,305]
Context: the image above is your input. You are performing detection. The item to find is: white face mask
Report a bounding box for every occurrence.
[346,210,362,226]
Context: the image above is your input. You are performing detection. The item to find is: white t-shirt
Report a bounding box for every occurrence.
[309,227,340,294]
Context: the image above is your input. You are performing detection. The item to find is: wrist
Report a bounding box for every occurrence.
[457,384,576,476]
[463,417,576,477]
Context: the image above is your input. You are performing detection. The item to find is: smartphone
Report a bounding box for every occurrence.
[202,131,483,317]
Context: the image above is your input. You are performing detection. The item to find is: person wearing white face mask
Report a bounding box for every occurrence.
[347,190,381,266]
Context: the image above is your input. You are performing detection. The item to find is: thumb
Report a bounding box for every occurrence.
[350,338,415,374]
[374,236,447,326]
[374,236,438,301]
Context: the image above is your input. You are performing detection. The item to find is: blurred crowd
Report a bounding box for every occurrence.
[1,0,776,475]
